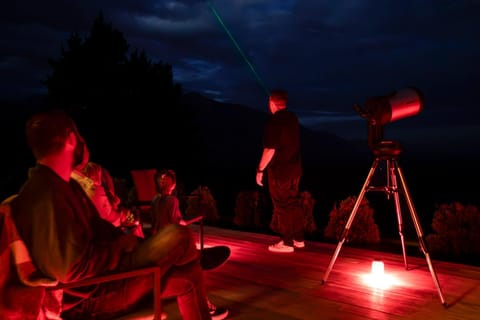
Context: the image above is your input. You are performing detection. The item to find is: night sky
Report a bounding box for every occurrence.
[1,0,479,153]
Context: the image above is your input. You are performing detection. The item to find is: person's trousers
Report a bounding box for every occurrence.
[268,176,304,246]
[62,224,211,320]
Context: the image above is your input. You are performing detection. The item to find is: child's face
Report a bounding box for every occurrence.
[158,174,175,195]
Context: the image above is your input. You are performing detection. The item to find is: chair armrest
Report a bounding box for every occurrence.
[183,215,204,225]
[182,215,204,252]
[50,266,160,289]
[48,266,162,319]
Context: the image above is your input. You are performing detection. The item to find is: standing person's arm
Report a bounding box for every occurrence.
[256,148,275,186]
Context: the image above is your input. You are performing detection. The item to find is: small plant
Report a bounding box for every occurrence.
[324,195,380,244]
[300,191,317,234]
[185,186,219,223]
[233,190,269,229]
[426,202,480,259]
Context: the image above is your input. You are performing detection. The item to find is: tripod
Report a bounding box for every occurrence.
[321,140,447,306]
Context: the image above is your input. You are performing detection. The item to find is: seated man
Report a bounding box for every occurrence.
[9,109,228,320]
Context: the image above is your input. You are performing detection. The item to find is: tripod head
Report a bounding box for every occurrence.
[354,87,424,151]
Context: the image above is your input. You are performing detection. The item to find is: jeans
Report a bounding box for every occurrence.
[62,224,211,320]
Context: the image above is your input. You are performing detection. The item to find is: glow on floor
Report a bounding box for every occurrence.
[360,260,403,290]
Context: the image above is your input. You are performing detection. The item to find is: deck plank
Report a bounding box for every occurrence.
[119,225,480,320]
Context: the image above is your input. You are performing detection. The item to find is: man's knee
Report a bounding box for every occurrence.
[151,224,195,247]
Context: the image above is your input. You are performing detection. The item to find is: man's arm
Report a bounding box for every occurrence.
[256,148,275,186]
[13,184,134,283]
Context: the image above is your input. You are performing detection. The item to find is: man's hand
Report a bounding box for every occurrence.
[118,234,139,253]
[256,171,264,187]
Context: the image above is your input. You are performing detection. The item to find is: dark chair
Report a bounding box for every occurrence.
[130,168,158,228]
[0,202,163,320]
[49,267,162,319]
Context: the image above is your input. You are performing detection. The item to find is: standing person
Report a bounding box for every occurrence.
[10,109,228,319]
[256,89,304,253]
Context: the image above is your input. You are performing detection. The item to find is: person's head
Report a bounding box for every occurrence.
[269,89,288,114]
[25,109,85,169]
[154,169,177,195]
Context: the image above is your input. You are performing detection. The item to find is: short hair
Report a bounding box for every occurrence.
[154,169,177,193]
[25,109,79,160]
[269,89,288,104]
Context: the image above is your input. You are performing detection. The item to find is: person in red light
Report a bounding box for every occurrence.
[151,169,188,234]
[9,109,227,320]
[256,89,305,253]
[71,140,145,238]
[151,168,229,319]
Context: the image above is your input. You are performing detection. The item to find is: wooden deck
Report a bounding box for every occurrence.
[120,225,480,320]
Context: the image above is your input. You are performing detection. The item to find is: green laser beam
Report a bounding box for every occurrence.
[207,1,269,96]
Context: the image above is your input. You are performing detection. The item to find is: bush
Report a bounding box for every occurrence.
[324,195,380,244]
[233,190,270,229]
[426,202,480,259]
[300,191,318,234]
[185,186,219,223]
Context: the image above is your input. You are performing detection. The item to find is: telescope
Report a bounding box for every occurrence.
[324,87,448,306]
[354,87,423,149]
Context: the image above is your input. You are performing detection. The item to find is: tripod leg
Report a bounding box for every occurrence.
[395,161,447,306]
[322,159,380,284]
[388,160,408,269]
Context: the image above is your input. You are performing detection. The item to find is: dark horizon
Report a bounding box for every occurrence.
[2,93,479,248]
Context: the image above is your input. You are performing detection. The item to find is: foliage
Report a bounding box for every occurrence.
[233,190,270,229]
[46,12,182,111]
[324,195,380,244]
[185,186,219,223]
[43,12,202,173]
[426,202,480,259]
[300,191,317,234]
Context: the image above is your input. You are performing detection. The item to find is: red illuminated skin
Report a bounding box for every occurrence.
[255,96,284,186]
[155,172,187,226]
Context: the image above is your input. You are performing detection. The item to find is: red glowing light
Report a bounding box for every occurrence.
[361,260,401,290]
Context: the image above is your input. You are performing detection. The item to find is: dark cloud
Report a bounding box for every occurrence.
[0,0,478,145]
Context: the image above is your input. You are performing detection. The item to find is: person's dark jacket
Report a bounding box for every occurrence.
[10,164,135,307]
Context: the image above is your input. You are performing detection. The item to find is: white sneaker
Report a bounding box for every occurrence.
[293,240,305,248]
[268,241,294,253]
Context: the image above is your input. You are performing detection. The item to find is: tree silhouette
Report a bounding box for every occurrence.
[46,12,130,109]
[44,12,201,177]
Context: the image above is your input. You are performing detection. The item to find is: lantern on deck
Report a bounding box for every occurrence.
[371,259,385,278]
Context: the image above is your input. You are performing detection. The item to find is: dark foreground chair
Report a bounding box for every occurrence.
[0,202,162,320]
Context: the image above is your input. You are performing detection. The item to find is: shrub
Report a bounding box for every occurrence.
[324,195,380,244]
[185,186,219,223]
[426,202,480,259]
[300,191,318,234]
[233,190,269,229]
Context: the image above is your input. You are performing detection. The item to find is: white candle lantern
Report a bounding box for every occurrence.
[371,259,384,277]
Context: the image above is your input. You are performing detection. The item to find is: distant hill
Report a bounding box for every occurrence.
[180,92,369,172]
[2,93,479,233]
[0,92,370,212]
